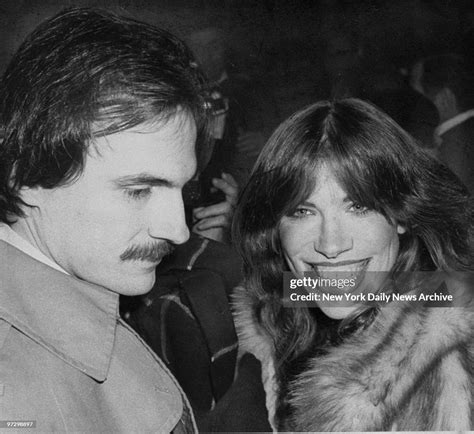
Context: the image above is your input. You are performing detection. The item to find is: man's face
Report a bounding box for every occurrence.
[22,111,197,295]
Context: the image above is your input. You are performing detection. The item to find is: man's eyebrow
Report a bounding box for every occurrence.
[112,174,173,188]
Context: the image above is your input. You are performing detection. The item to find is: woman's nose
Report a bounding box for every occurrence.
[313,215,353,259]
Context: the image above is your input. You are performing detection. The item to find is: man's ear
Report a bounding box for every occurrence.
[17,186,44,209]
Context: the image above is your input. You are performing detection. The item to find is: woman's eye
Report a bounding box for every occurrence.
[125,188,152,200]
[349,202,369,215]
[292,208,313,217]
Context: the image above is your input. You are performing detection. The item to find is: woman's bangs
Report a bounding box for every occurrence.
[323,146,393,219]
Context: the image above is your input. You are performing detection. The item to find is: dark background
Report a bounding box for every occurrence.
[1,0,473,122]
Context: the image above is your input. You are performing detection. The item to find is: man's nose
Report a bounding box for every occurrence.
[313,215,352,259]
[148,193,190,245]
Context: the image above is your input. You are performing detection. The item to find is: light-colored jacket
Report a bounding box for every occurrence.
[0,241,196,433]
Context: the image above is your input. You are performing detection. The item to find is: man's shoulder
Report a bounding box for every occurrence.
[0,318,72,430]
[0,317,84,385]
[0,316,191,432]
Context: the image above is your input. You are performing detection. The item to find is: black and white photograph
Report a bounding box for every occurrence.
[0,0,473,432]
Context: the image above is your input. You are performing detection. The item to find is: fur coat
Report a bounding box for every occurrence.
[233,285,474,432]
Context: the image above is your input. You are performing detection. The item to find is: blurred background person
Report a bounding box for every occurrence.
[320,27,365,99]
[365,63,439,150]
[410,53,474,193]
[186,26,279,189]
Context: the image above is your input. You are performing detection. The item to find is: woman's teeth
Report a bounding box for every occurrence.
[311,259,369,281]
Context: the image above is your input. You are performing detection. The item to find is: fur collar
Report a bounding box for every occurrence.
[233,285,279,432]
[233,285,474,431]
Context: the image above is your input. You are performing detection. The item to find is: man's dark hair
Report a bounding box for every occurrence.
[420,53,474,111]
[0,7,208,223]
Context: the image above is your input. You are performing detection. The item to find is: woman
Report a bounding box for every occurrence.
[232,99,474,431]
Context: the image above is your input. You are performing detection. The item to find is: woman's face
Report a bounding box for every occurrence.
[279,165,405,319]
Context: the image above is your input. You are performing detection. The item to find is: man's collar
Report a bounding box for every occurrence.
[435,109,474,138]
[0,240,119,381]
[0,224,68,275]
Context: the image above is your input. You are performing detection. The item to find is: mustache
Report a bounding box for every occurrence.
[120,242,175,262]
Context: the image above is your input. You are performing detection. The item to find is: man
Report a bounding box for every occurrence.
[0,7,207,432]
[410,54,474,193]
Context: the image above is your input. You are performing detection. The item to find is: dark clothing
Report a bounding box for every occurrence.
[220,73,278,135]
[122,234,270,432]
[368,88,439,149]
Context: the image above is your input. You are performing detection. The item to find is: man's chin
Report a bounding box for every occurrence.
[110,270,157,297]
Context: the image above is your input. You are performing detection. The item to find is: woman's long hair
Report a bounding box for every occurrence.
[233,98,473,368]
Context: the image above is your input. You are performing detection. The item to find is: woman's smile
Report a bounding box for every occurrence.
[279,165,405,319]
